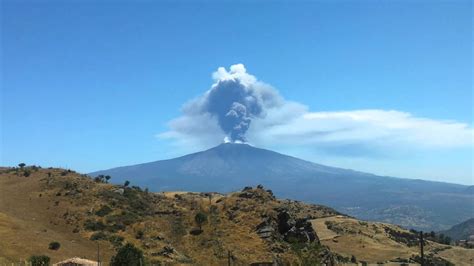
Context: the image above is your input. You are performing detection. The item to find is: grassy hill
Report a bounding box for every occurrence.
[1,166,473,265]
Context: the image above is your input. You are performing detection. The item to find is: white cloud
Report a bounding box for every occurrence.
[249,109,473,155]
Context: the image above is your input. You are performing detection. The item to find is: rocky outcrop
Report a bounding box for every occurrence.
[277,210,317,243]
[237,185,275,202]
[256,207,319,244]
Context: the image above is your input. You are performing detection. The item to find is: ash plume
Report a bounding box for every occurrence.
[194,64,282,142]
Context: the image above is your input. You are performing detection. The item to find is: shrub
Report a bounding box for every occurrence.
[135,229,144,239]
[110,243,145,266]
[23,170,31,177]
[29,255,50,266]
[90,232,107,240]
[106,211,139,226]
[194,212,208,230]
[48,241,60,250]
[95,205,113,217]
[108,235,125,248]
[84,219,106,231]
[106,223,126,233]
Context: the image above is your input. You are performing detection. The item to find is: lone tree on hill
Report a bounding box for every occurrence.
[105,175,111,183]
[110,243,144,266]
[124,180,130,187]
[18,163,26,169]
[194,212,208,230]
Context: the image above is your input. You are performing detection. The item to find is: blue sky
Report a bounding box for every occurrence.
[1,1,472,184]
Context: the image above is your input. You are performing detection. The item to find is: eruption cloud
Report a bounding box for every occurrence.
[194,64,282,142]
[160,63,473,158]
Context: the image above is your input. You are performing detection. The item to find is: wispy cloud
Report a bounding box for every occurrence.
[158,64,473,156]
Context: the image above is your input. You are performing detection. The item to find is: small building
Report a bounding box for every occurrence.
[53,257,99,266]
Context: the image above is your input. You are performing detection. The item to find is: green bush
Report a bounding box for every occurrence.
[110,243,145,266]
[48,241,60,250]
[194,212,208,230]
[106,211,139,226]
[29,255,50,266]
[108,234,125,248]
[90,231,108,240]
[84,219,106,231]
[105,223,126,233]
[95,205,113,217]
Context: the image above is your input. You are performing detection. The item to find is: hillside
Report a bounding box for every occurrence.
[1,167,473,265]
[91,143,474,231]
[441,218,474,241]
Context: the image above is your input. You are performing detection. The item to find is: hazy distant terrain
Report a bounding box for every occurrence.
[441,218,474,241]
[91,143,474,231]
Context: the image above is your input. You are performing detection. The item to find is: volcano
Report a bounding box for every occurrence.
[91,143,473,231]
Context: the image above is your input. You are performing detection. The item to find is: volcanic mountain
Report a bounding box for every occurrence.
[91,143,474,231]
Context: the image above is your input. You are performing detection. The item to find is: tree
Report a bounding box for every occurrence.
[124,180,130,187]
[18,163,26,169]
[351,255,357,263]
[29,255,50,266]
[105,175,111,183]
[443,236,452,245]
[110,243,144,266]
[194,212,208,230]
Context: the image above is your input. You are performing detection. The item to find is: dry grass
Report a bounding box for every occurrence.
[0,168,319,264]
[0,169,115,264]
[312,215,474,264]
[437,246,474,266]
[1,167,472,265]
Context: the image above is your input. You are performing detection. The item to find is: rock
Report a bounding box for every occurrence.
[152,245,175,257]
[114,188,124,195]
[237,187,275,201]
[256,208,319,244]
[256,225,275,239]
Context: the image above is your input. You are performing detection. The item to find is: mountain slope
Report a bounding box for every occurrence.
[441,218,474,241]
[2,167,473,265]
[91,143,474,231]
